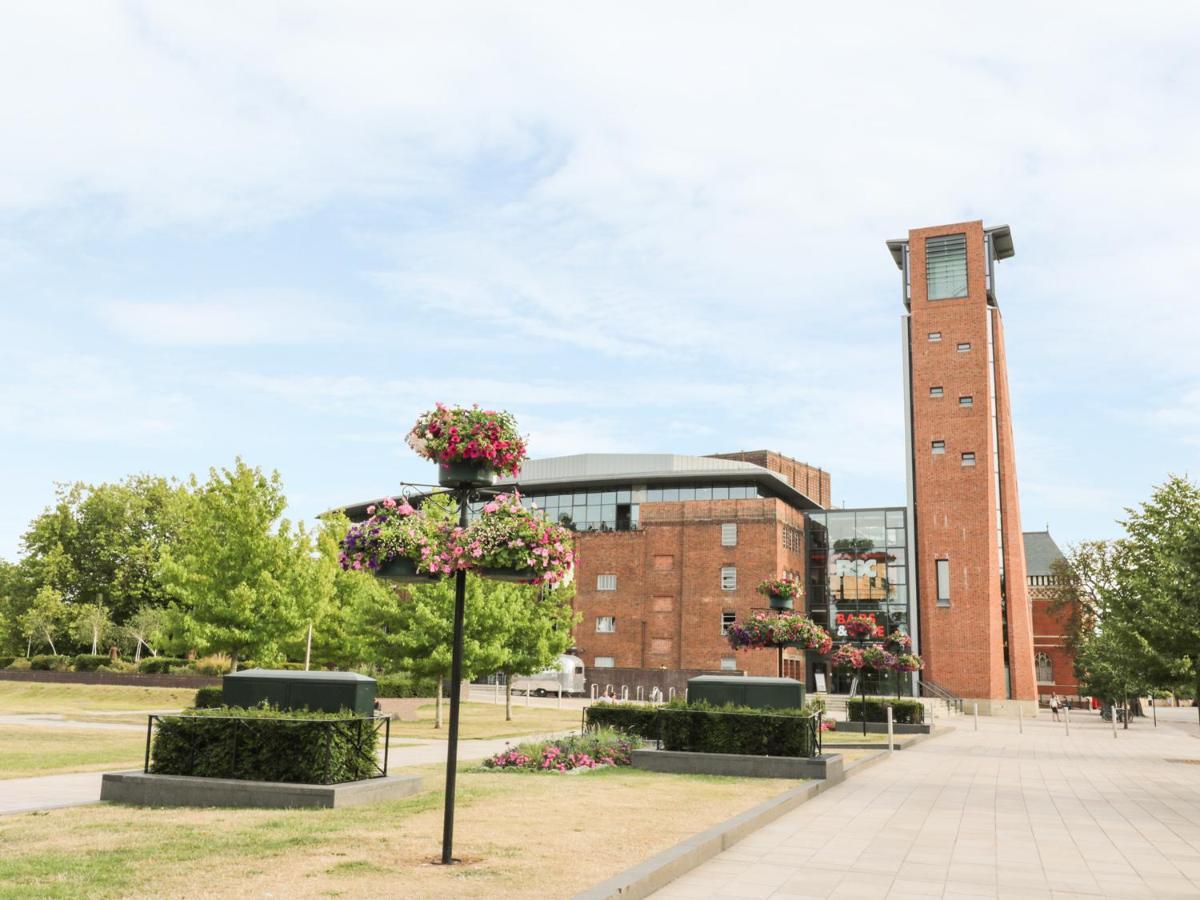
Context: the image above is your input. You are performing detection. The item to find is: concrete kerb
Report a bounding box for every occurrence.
[100,771,422,810]
[574,727,951,900]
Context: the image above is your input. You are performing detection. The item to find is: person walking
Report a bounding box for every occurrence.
[1050,694,1061,722]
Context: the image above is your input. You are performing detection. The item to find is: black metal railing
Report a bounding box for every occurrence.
[918,678,964,714]
[144,713,390,783]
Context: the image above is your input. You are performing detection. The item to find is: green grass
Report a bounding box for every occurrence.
[385,701,582,741]
[0,682,196,717]
[0,726,147,779]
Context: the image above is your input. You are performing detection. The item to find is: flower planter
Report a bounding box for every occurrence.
[767,592,793,611]
[375,558,440,584]
[476,566,538,584]
[438,460,497,488]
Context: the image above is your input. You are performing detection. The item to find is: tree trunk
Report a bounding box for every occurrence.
[26,637,31,657]
[91,626,99,655]
[45,629,57,656]
[505,675,513,722]
[435,674,444,729]
[1124,691,1129,729]
[134,640,143,664]
[230,651,239,673]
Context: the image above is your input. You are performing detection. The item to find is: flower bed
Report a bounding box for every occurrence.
[726,612,832,652]
[407,404,527,477]
[483,729,640,772]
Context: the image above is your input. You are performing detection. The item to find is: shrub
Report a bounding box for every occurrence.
[193,686,224,709]
[193,654,231,677]
[658,701,818,758]
[584,704,661,739]
[484,728,641,771]
[0,656,16,669]
[30,654,71,671]
[278,662,306,671]
[6,657,31,670]
[376,673,438,698]
[73,654,113,672]
[847,697,925,724]
[98,660,137,673]
[138,656,187,674]
[150,707,380,784]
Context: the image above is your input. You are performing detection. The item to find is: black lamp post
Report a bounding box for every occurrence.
[440,481,472,865]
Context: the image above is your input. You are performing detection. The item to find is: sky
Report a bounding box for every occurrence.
[2,3,1199,560]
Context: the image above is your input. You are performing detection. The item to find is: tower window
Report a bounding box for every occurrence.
[936,559,951,606]
[957,342,971,352]
[931,441,945,455]
[925,233,968,300]
[721,523,737,547]
[720,567,737,591]
[959,396,973,407]
[930,386,944,398]
[928,331,942,342]
[961,452,976,467]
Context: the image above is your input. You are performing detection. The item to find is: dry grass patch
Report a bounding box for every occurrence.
[0,726,146,779]
[385,701,582,741]
[0,765,794,899]
[0,682,196,717]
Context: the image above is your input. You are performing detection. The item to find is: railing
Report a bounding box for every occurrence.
[144,713,390,783]
[918,678,963,715]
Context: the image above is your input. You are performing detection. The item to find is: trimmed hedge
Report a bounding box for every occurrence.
[138,656,187,674]
[376,673,439,699]
[847,697,925,724]
[585,701,819,758]
[150,707,380,784]
[30,655,71,671]
[0,656,16,669]
[73,654,113,672]
[193,686,224,709]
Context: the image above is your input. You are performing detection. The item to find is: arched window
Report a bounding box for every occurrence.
[1035,652,1053,685]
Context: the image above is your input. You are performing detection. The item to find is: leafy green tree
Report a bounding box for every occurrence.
[70,602,112,655]
[124,604,168,662]
[21,586,67,655]
[496,583,577,720]
[159,459,329,671]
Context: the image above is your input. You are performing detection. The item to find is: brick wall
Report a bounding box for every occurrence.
[707,450,831,507]
[1030,582,1083,699]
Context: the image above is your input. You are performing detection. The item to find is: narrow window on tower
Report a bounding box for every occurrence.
[957,342,971,352]
[936,559,951,606]
[930,386,944,398]
[925,233,968,300]
[931,440,945,455]
[928,331,942,342]
[959,395,973,408]
[961,452,976,467]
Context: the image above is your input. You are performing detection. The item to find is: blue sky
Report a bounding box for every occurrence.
[2,3,1198,560]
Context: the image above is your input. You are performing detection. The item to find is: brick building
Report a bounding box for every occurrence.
[887,219,1037,713]
[1024,530,1082,702]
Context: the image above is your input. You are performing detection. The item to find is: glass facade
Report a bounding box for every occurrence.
[806,507,915,695]
[472,482,770,533]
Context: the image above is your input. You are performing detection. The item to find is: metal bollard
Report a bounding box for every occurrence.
[1018,704,1023,734]
[495,681,500,705]
[886,706,894,753]
[1064,706,1070,737]
[974,702,979,731]
[557,686,562,709]
[1112,704,1118,738]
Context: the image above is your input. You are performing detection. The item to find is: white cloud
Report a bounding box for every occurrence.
[98,297,348,346]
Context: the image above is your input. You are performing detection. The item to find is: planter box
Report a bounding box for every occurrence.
[848,721,930,735]
[100,771,421,809]
[631,748,844,781]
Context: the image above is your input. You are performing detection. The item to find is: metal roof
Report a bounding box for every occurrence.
[886,223,1015,269]
[1022,530,1067,578]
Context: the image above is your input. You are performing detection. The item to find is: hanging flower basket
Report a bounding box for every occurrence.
[375,557,441,584]
[726,612,832,653]
[830,644,865,670]
[756,576,802,611]
[883,630,912,654]
[407,404,528,485]
[893,653,923,673]
[843,615,877,641]
[861,645,898,672]
[340,497,465,579]
[458,493,576,586]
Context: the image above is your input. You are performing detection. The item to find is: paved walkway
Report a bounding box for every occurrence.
[653,707,1200,899]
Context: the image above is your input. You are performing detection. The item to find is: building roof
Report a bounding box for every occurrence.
[1023,530,1067,578]
[496,453,822,509]
[886,223,1015,269]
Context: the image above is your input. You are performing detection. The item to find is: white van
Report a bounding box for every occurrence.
[511,654,586,696]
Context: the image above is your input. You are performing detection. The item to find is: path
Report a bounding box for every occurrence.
[0,728,568,816]
[652,706,1200,899]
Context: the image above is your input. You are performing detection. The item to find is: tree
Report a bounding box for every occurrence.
[496,583,577,720]
[124,604,168,662]
[158,459,329,671]
[70,602,112,655]
[21,586,66,655]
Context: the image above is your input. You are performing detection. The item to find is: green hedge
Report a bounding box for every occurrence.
[150,707,380,784]
[376,673,439,698]
[30,654,71,671]
[847,697,925,724]
[193,687,224,709]
[583,704,660,738]
[73,654,113,672]
[586,701,819,758]
[0,656,15,669]
[138,656,187,674]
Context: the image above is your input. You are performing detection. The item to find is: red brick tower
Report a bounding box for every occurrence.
[890,220,1037,714]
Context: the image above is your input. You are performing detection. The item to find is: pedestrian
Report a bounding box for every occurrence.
[1049,694,1060,721]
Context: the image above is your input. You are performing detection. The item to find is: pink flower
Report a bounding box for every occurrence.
[366,505,376,515]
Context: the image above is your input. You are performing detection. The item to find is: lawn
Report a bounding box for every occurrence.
[0,682,197,717]
[0,726,146,779]
[385,701,583,741]
[0,765,794,899]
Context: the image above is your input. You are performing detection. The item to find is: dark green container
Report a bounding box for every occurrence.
[687,675,804,710]
[222,669,377,716]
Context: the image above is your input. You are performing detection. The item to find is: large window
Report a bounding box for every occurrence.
[926,233,968,300]
[936,559,951,606]
[1036,653,1053,684]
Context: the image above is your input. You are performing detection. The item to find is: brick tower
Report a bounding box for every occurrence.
[888,220,1037,714]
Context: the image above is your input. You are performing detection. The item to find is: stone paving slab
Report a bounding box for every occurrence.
[649,707,1200,899]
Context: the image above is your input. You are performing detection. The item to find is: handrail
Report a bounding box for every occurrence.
[919,678,964,714]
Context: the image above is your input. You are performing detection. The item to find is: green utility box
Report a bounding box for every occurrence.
[222,669,377,716]
[687,675,804,710]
